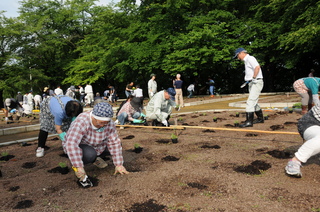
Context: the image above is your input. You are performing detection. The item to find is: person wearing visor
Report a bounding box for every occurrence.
[63,102,129,188]
[36,95,83,157]
[234,47,264,128]
[145,88,178,127]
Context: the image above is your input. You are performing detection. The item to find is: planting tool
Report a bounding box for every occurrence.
[240,81,250,88]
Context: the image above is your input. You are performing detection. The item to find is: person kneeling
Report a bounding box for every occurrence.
[116,97,145,129]
[63,102,129,188]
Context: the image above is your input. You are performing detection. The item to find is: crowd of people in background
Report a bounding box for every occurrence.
[2,49,320,188]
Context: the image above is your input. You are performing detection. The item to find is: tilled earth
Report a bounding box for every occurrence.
[1,106,320,212]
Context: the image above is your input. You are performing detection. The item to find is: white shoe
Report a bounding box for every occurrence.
[36,147,44,157]
[93,157,108,169]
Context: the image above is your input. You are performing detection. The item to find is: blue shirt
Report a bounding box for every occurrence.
[49,96,73,126]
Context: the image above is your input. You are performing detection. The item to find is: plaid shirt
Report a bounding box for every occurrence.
[117,101,137,121]
[63,111,123,168]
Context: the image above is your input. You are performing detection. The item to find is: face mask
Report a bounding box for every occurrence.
[95,127,105,132]
[71,117,76,122]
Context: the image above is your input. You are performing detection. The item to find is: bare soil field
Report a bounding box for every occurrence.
[1,101,320,212]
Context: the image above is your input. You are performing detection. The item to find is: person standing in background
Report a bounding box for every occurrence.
[85,84,94,107]
[234,47,264,128]
[54,85,63,96]
[207,77,215,97]
[16,92,23,105]
[148,74,157,99]
[173,74,184,108]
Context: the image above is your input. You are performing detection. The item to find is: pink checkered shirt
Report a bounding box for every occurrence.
[117,101,136,121]
[63,111,123,168]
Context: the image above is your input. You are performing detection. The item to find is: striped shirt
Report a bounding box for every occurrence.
[63,111,123,168]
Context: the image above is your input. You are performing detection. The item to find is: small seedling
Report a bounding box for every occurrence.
[213,117,217,122]
[236,112,240,117]
[171,133,178,139]
[202,113,207,116]
[59,162,67,168]
[1,151,9,157]
[134,143,141,149]
[234,120,239,124]
[178,117,183,121]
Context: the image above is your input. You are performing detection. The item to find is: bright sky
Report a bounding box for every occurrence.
[0,0,123,18]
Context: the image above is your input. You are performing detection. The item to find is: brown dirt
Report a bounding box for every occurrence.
[2,94,320,212]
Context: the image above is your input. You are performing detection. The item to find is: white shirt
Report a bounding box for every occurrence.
[54,88,63,95]
[148,79,157,93]
[132,88,143,97]
[243,54,263,81]
[85,85,93,94]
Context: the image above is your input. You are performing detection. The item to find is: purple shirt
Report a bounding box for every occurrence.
[63,111,123,168]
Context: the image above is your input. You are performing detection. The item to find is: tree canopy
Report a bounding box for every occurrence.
[0,0,319,100]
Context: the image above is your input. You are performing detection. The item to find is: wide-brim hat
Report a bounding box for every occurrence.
[130,97,142,111]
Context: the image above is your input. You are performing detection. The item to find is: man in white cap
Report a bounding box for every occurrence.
[145,88,178,127]
[234,47,264,128]
[63,102,129,188]
[3,98,23,124]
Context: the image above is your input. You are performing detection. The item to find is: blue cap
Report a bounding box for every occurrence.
[233,48,247,59]
[166,87,176,100]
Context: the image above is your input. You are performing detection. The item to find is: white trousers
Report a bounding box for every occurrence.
[246,80,263,112]
[295,126,320,163]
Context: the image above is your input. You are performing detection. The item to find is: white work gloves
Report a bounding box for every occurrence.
[161,120,168,127]
[251,78,258,84]
[150,92,154,97]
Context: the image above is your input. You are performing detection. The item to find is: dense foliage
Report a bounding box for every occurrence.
[0,0,319,100]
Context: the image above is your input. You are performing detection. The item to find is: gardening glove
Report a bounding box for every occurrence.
[133,119,144,124]
[114,165,129,175]
[140,113,146,118]
[5,117,8,122]
[73,167,93,188]
[58,132,66,141]
[251,78,258,84]
[161,120,168,127]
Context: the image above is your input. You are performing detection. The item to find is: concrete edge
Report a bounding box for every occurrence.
[0,134,58,146]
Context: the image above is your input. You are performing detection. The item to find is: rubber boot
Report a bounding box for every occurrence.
[253,110,264,124]
[301,105,308,115]
[239,112,254,128]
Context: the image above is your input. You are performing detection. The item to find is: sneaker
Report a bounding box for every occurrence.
[93,157,108,169]
[36,147,44,158]
[285,160,302,178]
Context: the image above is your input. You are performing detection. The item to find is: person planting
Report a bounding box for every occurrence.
[63,102,129,188]
[145,88,177,127]
[36,95,83,157]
